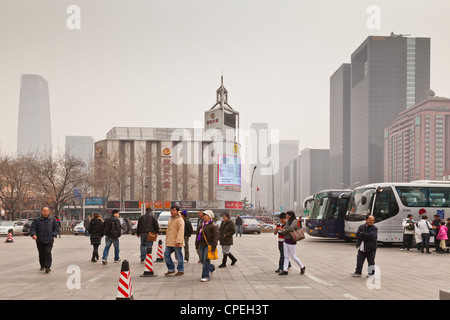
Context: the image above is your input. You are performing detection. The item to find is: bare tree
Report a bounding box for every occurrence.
[0,154,33,220]
[30,151,87,216]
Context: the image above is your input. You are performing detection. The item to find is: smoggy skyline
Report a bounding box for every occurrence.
[1,0,450,156]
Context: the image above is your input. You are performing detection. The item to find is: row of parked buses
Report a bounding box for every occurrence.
[304,180,450,244]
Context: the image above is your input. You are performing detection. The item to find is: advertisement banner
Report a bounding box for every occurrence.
[217,155,241,186]
[225,201,243,209]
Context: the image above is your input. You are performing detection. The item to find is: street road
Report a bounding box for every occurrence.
[0,232,448,300]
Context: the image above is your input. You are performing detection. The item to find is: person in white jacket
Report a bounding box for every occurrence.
[400,214,415,251]
[417,215,432,254]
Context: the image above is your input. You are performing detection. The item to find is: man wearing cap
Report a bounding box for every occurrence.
[197,210,219,282]
[164,206,185,276]
[181,210,193,263]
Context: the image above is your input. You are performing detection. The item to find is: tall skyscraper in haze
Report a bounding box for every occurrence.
[17,74,52,154]
[329,63,351,188]
[65,136,95,165]
[350,35,430,185]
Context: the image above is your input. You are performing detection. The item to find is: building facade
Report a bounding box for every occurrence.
[93,78,242,213]
[384,96,450,182]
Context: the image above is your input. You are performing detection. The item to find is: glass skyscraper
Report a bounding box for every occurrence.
[349,35,430,185]
[17,74,52,154]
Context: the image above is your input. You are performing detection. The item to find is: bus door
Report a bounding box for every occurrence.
[372,186,400,243]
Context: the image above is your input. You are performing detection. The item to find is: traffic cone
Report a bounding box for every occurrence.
[140,253,157,277]
[116,260,134,300]
[5,230,13,243]
[156,240,164,262]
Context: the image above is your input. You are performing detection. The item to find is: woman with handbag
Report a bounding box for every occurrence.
[278,211,306,276]
[197,210,219,282]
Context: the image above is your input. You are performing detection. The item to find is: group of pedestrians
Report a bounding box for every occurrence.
[401,214,450,254]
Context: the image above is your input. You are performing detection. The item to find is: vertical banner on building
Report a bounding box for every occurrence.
[161,142,172,191]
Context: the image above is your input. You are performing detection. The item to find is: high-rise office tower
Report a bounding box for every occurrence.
[17,74,52,154]
[350,35,430,185]
[329,63,351,188]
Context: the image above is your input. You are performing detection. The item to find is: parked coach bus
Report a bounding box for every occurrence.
[305,189,352,239]
[344,181,450,244]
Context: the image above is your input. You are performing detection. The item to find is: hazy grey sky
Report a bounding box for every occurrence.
[1,0,450,155]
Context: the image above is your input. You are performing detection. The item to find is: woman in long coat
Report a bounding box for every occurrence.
[88,212,104,262]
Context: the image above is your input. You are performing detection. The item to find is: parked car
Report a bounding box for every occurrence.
[22,219,34,235]
[0,220,26,236]
[73,221,85,235]
[157,212,171,234]
[242,219,262,234]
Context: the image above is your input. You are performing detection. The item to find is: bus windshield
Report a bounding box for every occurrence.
[310,192,350,220]
[346,187,374,221]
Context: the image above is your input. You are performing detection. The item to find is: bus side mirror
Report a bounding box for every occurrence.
[319,198,324,206]
[361,196,367,205]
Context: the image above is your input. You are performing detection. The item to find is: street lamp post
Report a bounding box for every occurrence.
[250,165,257,215]
[142,175,149,214]
[112,165,122,212]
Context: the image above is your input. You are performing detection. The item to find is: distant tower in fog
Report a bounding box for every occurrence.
[17,74,52,154]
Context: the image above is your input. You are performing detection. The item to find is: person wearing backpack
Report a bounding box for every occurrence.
[278,211,305,276]
[400,214,415,251]
[101,210,122,264]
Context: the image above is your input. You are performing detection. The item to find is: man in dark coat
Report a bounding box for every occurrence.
[352,215,378,277]
[218,212,237,268]
[137,207,160,262]
[30,207,59,273]
[101,210,121,264]
[181,210,193,263]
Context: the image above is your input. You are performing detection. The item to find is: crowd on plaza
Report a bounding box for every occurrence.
[28,205,311,281]
[400,214,450,254]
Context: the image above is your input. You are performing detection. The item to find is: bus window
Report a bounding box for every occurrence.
[395,187,427,207]
[373,187,399,223]
[429,188,450,207]
[310,195,329,219]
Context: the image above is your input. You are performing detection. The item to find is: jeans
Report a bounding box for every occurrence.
[421,233,430,252]
[102,237,120,261]
[236,225,242,237]
[401,234,414,250]
[164,246,184,272]
[199,245,215,279]
[139,234,154,260]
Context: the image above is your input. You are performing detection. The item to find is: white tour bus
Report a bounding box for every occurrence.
[344,181,450,244]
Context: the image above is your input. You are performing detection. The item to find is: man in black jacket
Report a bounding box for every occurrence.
[101,210,121,265]
[137,207,160,262]
[30,207,59,273]
[352,215,378,277]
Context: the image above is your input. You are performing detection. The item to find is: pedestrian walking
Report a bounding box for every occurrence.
[54,215,61,238]
[351,215,378,277]
[274,212,291,273]
[88,213,104,262]
[431,214,442,252]
[417,215,432,254]
[446,218,450,253]
[180,210,193,263]
[436,220,448,254]
[218,212,237,268]
[235,214,243,237]
[137,207,159,262]
[164,206,185,276]
[195,210,205,263]
[400,214,415,251]
[197,210,219,282]
[30,207,59,273]
[84,215,91,237]
[414,221,422,252]
[278,211,305,276]
[101,210,122,264]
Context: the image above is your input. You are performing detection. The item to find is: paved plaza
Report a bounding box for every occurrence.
[0,232,449,300]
